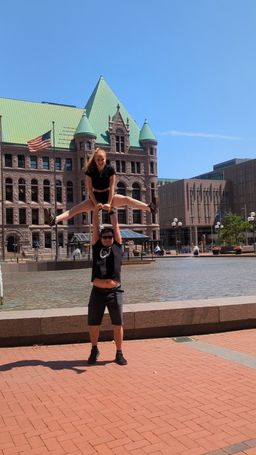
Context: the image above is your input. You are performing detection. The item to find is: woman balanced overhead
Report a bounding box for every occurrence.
[45,147,157,225]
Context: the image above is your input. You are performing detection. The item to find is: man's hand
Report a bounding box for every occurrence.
[95,203,103,211]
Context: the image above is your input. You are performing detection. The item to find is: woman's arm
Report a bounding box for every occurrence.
[86,175,98,206]
[107,174,115,206]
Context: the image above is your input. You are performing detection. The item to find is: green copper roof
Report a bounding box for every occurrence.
[0,76,157,150]
[75,111,96,137]
[139,119,157,143]
[85,76,142,147]
[0,98,84,148]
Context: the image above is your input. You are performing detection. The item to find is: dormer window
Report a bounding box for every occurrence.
[116,129,125,153]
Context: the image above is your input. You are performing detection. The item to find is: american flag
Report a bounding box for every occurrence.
[27,130,51,152]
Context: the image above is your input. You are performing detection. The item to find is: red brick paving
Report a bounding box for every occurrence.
[1,330,256,454]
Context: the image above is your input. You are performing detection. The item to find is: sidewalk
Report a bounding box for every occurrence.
[1,329,256,455]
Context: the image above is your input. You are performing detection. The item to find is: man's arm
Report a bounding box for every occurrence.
[109,210,122,244]
[92,206,102,245]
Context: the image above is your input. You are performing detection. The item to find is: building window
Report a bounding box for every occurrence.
[106,159,110,166]
[151,182,155,201]
[136,162,141,174]
[86,141,92,150]
[55,157,61,170]
[6,208,13,224]
[18,178,26,202]
[150,161,154,174]
[118,209,126,224]
[56,180,62,203]
[66,158,72,171]
[31,179,38,202]
[81,181,86,201]
[67,181,73,203]
[18,154,25,168]
[133,210,142,224]
[82,213,87,225]
[121,161,126,173]
[31,208,39,225]
[58,232,64,248]
[19,208,26,225]
[5,178,13,201]
[116,132,125,153]
[117,181,126,196]
[45,232,52,248]
[30,156,37,169]
[150,147,154,155]
[132,182,141,200]
[4,154,12,167]
[116,161,120,172]
[79,142,85,151]
[43,157,49,170]
[131,161,135,173]
[80,157,85,170]
[102,211,109,224]
[43,179,50,202]
[32,232,40,248]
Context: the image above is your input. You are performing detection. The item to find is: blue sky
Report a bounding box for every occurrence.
[1,0,256,179]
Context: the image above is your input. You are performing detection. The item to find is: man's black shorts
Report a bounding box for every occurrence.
[88,286,124,326]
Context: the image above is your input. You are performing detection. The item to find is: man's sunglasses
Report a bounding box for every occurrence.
[101,235,113,240]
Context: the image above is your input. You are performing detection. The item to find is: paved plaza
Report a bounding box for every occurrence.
[1,329,256,454]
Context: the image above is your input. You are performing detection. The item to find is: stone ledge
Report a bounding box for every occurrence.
[0,295,256,346]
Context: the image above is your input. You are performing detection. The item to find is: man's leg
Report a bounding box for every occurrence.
[113,325,127,366]
[87,326,100,364]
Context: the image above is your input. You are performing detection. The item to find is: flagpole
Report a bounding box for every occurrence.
[52,121,58,261]
[0,116,5,262]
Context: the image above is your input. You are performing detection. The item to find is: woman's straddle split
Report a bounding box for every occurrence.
[44,147,158,226]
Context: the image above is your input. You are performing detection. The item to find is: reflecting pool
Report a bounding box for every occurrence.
[2,257,256,311]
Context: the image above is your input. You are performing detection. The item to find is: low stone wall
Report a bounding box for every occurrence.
[1,295,256,347]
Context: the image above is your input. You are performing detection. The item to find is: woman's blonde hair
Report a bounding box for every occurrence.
[86,148,106,173]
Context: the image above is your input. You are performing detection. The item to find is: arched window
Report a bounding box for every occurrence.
[132,182,141,201]
[18,178,26,202]
[117,181,126,196]
[43,179,51,202]
[56,180,62,203]
[67,181,73,203]
[31,179,38,202]
[5,178,13,201]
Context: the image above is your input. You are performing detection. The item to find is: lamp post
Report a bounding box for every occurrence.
[247,212,256,254]
[214,221,223,244]
[171,217,182,254]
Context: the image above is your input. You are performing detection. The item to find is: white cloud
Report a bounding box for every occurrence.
[159,130,243,140]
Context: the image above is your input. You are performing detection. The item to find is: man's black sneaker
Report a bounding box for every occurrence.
[148,198,159,215]
[115,351,128,366]
[87,346,100,365]
[44,208,56,226]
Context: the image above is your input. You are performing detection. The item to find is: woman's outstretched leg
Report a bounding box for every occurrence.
[45,199,95,225]
[111,195,158,214]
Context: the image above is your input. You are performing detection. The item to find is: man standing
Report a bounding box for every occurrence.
[87,206,127,366]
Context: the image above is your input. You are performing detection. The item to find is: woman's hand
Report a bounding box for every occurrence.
[102,203,111,211]
[95,203,103,211]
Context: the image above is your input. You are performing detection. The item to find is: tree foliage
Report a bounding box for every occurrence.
[219,213,250,245]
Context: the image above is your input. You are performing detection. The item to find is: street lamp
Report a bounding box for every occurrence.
[247,212,256,254]
[214,221,224,244]
[171,217,182,254]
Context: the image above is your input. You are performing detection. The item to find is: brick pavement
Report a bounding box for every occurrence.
[1,330,256,454]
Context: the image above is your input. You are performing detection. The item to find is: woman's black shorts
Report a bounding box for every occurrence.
[88,286,124,326]
[93,190,109,204]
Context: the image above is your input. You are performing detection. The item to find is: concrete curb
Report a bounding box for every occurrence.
[1,295,256,346]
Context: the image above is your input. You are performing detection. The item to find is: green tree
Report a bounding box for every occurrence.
[220,214,250,245]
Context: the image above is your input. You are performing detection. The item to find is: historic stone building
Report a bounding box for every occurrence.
[0,76,159,259]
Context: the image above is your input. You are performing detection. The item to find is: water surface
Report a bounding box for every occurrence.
[2,257,256,311]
